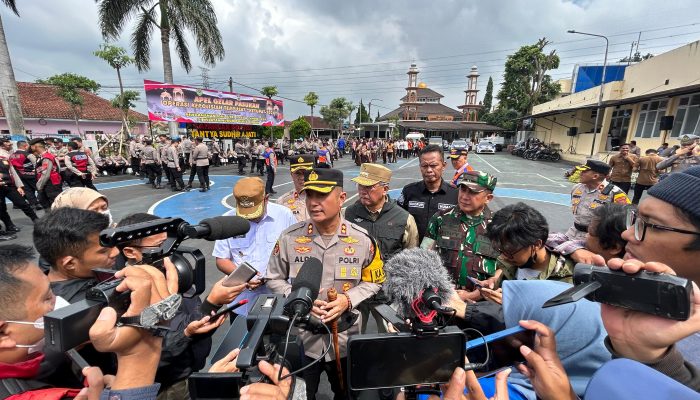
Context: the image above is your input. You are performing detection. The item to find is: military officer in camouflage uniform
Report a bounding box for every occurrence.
[266,167,384,400]
[276,154,314,222]
[656,134,699,173]
[421,171,499,302]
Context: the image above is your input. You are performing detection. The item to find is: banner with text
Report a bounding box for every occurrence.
[189,123,258,139]
[144,80,284,126]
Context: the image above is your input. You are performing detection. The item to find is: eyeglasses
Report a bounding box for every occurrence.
[626,208,700,242]
[496,245,527,259]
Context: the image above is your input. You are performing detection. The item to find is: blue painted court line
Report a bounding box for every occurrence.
[150,175,244,224]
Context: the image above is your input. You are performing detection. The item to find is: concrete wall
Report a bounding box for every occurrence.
[532,40,700,162]
[0,118,148,136]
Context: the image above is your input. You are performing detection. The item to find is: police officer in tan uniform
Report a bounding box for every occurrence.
[276,154,314,222]
[266,167,384,400]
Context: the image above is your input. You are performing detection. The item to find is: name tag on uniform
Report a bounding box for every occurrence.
[408,201,425,209]
[438,203,453,210]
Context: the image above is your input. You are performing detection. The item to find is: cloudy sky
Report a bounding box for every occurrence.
[3,0,700,120]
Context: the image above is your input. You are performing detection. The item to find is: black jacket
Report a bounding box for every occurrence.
[345,198,410,261]
[396,179,458,242]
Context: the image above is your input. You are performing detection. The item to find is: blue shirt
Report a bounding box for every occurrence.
[212,203,297,315]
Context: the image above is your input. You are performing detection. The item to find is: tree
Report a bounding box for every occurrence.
[94,43,135,152]
[496,38,560,115]
[37,73,100,138]
[479,76,494,119]
[320,97,353,137]
[619,51,654,63]
[0,0,25,137]
[482,107,520,131]
[353,100,369,125]
[303,91,319,136]
[260,86,278,140]
[376,110,380,121]
[97,0,225,135]
[289,116,311,140]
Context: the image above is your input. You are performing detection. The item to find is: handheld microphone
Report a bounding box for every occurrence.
[383,248,456,321]
[181,216,251,241]
[284,257,323,318]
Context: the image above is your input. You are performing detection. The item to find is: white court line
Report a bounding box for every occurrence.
[148,191,185,214]
[537,173,566,187]
[474,154,501,173]
[398,157,419,170]
[220,193,233,210]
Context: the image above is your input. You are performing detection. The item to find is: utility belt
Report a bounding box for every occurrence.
[574,222,589,232]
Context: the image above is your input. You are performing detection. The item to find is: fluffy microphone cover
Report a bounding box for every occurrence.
[383,248,456,318]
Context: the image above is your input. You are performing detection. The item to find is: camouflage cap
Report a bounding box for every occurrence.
[680,134,699,146]
[458,170,497,192]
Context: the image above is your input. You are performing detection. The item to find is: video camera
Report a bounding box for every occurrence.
[43,216,250,353]
[543,263,693,320]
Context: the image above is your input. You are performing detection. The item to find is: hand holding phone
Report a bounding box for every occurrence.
[222,262,257,287]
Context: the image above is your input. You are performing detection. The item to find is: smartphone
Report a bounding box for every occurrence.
[347,326,465,390]
[222,262,257,287]
[466,326,535,372]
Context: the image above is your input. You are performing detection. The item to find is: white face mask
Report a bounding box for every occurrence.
[99,209,114,225]
[11,296,70,354]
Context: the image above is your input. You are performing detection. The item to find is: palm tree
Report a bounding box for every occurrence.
[304,91,318,138]
[260,86,278,141]
[97,0,225,135]
[0,0,25,138]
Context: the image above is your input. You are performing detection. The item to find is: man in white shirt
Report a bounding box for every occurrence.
[212,177,297,315]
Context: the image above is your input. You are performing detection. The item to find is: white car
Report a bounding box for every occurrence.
[475,141,496,154]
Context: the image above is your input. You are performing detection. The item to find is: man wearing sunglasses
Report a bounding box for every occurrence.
[600,166,700,391]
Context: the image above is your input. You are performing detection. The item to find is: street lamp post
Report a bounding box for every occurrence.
[567,30,609,157]
[368,98,382,138]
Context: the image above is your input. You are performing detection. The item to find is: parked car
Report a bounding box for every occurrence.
[475,140,496,154]
[428,136,443,148]
[451,140,469,153]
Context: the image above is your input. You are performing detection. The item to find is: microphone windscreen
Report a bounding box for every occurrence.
[383,248,456,318]
[200,216,251,240]
[293,257,323,300]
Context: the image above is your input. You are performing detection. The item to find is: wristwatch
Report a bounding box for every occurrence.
[118,294,182,335]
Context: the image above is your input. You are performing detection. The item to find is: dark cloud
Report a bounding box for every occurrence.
[1,0,698,119]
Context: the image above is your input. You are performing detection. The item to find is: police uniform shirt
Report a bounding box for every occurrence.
[397,178,458,242]
[276,190,309,222]
[191,143,210,166]
[141,145,157,164]
[266,219,384,359]
[166,146,180,168]
[567,180,630,240]
[159,144,170,164]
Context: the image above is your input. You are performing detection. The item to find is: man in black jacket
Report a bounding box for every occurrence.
[396,144,458,241]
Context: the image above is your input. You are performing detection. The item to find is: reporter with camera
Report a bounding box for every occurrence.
[117,213,228,399]
[34,208,119,303]
[0,244,165,399]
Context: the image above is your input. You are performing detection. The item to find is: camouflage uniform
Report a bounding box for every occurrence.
[421,207,499,286]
